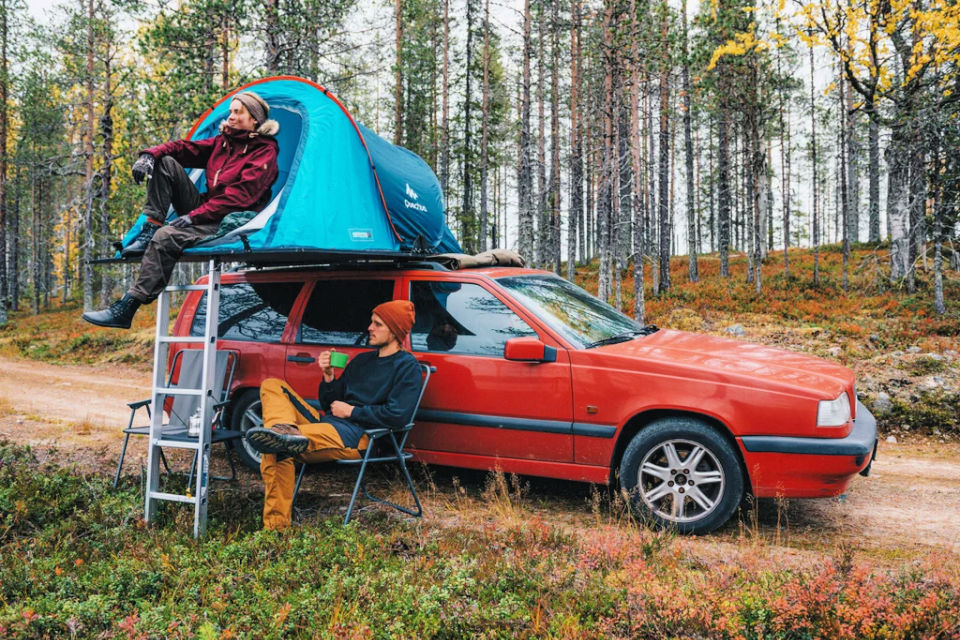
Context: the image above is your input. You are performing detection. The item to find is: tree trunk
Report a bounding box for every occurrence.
[9,166,17,311]
[221,12,230,90]
[598,0,615,302]
[479,0,490,252]
[932,141,945,314]
[568,0,582,281]
[648,80,659,291]
[681,0,696,283]
[886,136,910,281]
[0,0,7,324]
[518,0,534,261]
[99,73,114,305]
[82,0,96,312]
[549,0,561,274]
[717,114,731,277]
[708,119,715,253]
[777,18,790,277]
[657,30,670,295]
[753,133,764,295]
[535,0,547,267]
[461,0,474,250]
[440,0,450,208]
[265,0,280,73]
[630,0,644,321]
[394,0,403,145]
[867,97,880,242]
[32,175,40,315]
[845,77,859,244]
[809,45,820,287]
[839,64,849,292]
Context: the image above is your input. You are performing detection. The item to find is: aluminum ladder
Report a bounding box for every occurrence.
[144,258,221,538]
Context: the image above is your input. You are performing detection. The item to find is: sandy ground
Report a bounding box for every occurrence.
[1,353,958,562]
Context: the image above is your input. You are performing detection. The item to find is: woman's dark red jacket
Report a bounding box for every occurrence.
[143,124,279,225]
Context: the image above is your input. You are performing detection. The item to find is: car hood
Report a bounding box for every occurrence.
[591,328,854,399]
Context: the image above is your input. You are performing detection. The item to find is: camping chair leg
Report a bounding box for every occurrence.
[159,449,172,475]
[358,435,423,520]
[187,452,198,488]
[224,442,237,482]
[344,448,375,525]
[292,463,307,507]
[113,432,133,489]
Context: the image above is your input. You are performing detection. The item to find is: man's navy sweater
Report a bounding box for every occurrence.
[317,349,422,448]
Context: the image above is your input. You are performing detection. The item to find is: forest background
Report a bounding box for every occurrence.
[1,1,960,637]
[0,0,958,327]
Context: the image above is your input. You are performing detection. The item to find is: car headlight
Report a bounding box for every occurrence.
[817,392,851,427]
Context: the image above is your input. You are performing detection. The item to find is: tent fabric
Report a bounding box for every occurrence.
[118,76,461,259]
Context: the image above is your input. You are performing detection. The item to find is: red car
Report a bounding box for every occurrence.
[171,263,877,534]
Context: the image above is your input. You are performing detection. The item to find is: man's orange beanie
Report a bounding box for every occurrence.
[373,300,416,344]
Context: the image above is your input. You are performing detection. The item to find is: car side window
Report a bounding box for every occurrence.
[190,281,300,342]
[409,280,537,356]
[300,279,395,346]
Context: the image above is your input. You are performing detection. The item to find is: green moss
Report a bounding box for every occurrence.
[881,390,960,435]
[908,356,951,376]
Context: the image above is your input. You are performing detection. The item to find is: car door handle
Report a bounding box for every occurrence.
[287,354,316,363]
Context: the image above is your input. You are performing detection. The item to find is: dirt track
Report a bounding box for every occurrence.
[1,354,958,559]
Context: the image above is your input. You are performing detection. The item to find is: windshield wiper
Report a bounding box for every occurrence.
[584,325,658,349]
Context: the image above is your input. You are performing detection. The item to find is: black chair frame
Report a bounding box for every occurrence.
[113,349,242,489]
[292,363,434,524]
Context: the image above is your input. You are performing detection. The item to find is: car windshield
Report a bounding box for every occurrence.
[496,274,656,349]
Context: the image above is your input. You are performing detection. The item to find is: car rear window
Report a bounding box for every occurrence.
[190,281,301,342]
[299,279,395,346]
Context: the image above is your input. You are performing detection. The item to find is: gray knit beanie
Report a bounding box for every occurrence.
[233,92,269,127]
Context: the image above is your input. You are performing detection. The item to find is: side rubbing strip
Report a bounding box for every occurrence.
[571,423,617,438]
[417,409,571,434]
[416,409,616,438]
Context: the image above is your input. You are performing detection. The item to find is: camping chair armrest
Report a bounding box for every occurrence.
[364,428,392,439]
[127,399,151,410]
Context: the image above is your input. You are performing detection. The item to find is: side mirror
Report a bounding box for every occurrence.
[504,337,557,363]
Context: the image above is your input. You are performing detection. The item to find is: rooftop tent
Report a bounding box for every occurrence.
[117,76,461,259]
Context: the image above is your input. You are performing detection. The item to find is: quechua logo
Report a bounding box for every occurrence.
[404,183,427,213]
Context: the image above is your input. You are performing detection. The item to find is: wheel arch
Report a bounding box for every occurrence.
[225,385,260,423]
[607,409,751,493]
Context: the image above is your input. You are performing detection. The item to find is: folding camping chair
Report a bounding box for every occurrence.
[113,348,242,488]
[292,363,434,524]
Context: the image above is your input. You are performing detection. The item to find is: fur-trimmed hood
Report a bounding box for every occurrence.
[219,119,280,138]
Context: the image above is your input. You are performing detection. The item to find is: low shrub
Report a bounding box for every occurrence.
[1,442,958,639]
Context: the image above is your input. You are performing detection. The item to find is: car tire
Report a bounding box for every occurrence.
[229,388,264,470]
[619,417,744,535]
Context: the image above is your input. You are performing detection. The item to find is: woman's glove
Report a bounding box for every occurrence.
[131,153,156,185]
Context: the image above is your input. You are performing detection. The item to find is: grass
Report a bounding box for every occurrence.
[0,299,156,369]
[0,442,958,639]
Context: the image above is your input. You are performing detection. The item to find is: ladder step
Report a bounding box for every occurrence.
[154,438,201,450]
[165,284,209,292]
[157,336,207,344]
[154,387,204,397]
[149,490,198,504]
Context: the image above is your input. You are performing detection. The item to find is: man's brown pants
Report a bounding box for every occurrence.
[258,378,369,530]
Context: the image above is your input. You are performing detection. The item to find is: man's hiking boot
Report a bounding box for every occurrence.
[246,423,309,456]
[121,220,160,257]
[81,294,142,329]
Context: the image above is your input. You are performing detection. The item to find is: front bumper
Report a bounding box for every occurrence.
[738,401,878,498]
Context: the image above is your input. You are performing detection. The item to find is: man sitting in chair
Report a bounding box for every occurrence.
[244,300,421,531]
[82,91,279,329]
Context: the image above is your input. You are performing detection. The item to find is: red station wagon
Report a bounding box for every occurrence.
[171,262,877,534]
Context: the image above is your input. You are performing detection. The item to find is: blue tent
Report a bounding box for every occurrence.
[119,76,461,260]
